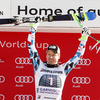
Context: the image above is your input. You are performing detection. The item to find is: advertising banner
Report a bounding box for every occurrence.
[0,0,100,27]
[0,31,100,100]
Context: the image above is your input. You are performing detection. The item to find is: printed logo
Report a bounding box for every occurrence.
[15,57,32,64]
[72,77,91,84]
[89,42,100,54]
[0,76,5,83]
[40,68,63,74]
[49,45,56,49]
[14,94,33,100]
[39,88,60,95]
[78,58,91,66]
[15,76,33,83]
[71,95,90,100]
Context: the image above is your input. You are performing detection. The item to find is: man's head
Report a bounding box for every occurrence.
[46,44,60,65]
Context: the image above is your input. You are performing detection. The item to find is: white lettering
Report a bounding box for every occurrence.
[36,43,49,50]
[36,43,42,48]
[6,42,12,48]
[73,85,80,88]
[0,41,26,48]
[16,66,24,68]
[0,41,48,50]
[0,41,6,47]
[43,43,49,50]
[13,42,17,47]
[20,41,26,48]
[15,84,23,87]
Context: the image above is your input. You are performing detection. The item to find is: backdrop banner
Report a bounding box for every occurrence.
[0,31,100,100]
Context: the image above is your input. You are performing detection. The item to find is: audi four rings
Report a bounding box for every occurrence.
[1,94,90,100]
[15,76,33,83]
[78,58,91,65]
[71,95,90,100]
[14,94,33,100]
[72,77,91,84]
[0,76,5,83]
[15,57,32,64]
[15,57,91,65]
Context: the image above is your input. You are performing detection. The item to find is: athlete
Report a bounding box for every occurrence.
[27,23,91,100]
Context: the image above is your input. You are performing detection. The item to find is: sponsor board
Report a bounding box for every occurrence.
[0,0,100,27]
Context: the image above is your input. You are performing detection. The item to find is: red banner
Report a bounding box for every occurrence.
[0,31,100,100]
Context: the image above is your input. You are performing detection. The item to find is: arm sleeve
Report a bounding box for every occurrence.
[27,23,40,73]
[64,40,87,75]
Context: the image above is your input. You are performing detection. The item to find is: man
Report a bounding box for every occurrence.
[27,23,91,100]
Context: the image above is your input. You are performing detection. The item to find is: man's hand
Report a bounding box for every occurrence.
[79,26,91,41]
[81,26,91,36]
[28,23,39,44]
[30,23,40,32]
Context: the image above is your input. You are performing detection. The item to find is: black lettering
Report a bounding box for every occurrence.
[67,9,76,14]
[0,11,3,15]
[18,6,27,15]
[54,9,62,15]
[77,6,83,13]
[29,8,37,15]
[39,8,53,15]
[98,9,100,16]
[88,9,96,13]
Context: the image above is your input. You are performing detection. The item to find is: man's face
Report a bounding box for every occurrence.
[46,50,60,65]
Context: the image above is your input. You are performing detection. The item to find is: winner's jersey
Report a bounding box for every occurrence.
[28,25,87,100]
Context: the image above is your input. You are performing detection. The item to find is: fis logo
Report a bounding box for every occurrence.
[89,42,100,54]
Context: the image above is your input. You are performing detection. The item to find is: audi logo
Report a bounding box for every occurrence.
[15,57,32,64]
[78,58,91,66]
[0,76,5,83]
[71,95,90,100]
[15,76,33,83]
[72,77,91,84]
[0,94,5,100]
[14,94,33,100]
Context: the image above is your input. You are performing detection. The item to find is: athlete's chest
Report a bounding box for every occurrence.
[35,63,66,88]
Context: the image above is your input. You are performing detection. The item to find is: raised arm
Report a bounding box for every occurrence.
[27,23,40,73]
[64,26,91,75]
